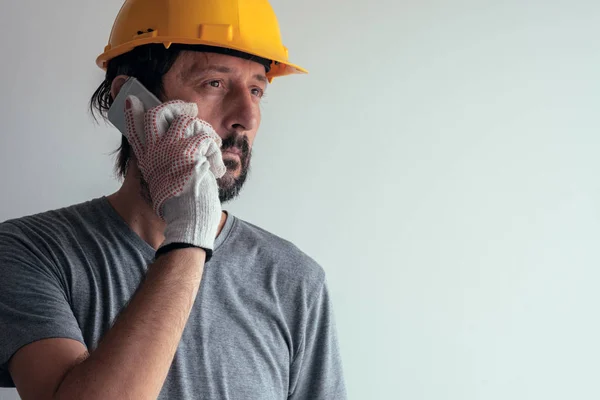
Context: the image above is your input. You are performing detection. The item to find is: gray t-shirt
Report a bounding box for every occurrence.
[0,197,346,399]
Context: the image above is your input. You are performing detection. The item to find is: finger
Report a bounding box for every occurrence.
[163,100,198,118]
[195,119,221,146]
[204,140,227,179]
[146,100,199,143]
[186,133,226,179]
[188,119,221,146]
[148,99,198,117]
[187,120,225,178]
[124,95,147,159]
[210,153,227,179]
[169,114,198,143]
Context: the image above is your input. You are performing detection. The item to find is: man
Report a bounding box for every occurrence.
[0,0,346,399]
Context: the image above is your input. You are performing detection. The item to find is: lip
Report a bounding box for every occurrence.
[222,149,242,157]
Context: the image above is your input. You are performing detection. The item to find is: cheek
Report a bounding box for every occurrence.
[193,99,222,130]
[247,109,261,145]
[164,87,218,122]
[247,132,257,148]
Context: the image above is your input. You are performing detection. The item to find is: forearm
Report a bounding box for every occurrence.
[54,248,205,400]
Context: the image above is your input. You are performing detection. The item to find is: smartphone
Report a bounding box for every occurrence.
[107,77,162,135]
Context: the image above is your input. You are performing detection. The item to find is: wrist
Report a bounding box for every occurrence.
[156,242,213,262]
[155,244,208,262]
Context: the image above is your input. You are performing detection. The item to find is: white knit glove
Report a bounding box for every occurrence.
[123,95,226,258]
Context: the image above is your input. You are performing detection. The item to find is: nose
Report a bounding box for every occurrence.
[222,87,259,134]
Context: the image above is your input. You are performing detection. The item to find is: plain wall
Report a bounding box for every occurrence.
[2,0,600,399]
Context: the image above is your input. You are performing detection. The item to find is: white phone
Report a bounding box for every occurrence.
[107,77,162,135]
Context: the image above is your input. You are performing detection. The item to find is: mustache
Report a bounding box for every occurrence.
[220,132,251,159]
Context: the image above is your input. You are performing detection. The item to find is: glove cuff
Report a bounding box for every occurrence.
[155,242,213,262]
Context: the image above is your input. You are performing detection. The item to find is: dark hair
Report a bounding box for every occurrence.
[89,44,271,179]
[90,44,182,179]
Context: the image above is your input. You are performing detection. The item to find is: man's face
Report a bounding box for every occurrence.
[161,51,267,203]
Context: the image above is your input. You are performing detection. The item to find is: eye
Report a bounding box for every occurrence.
[208,80,221,88]
[251,87,264,98]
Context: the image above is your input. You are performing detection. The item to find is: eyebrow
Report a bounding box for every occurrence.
[183,64,268,84]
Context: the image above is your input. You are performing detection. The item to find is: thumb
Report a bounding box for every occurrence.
[206,140,227,179]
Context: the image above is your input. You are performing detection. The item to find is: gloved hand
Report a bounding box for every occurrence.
[123,95,226,259]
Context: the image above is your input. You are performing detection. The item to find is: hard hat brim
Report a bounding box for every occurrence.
[96,37,308,82]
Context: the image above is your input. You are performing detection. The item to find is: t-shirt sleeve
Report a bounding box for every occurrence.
[0,222,86,387]
[288,276,347,400]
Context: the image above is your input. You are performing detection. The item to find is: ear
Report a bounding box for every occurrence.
[110,75,130,101]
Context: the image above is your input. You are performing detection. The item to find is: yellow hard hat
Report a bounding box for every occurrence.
[96,0,307,82]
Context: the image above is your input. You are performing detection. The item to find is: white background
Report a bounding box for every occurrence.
[1,0,600,399]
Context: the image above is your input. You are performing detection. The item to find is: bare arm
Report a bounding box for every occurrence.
[10,247,205,400]
[11,97,225,400]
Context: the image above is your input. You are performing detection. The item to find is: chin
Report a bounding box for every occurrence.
[217,169,237,188]
[216,157,250,203]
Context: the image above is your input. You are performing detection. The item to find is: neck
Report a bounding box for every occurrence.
[106,162,227,250]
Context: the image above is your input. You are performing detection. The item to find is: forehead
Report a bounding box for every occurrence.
[175,51,268,83]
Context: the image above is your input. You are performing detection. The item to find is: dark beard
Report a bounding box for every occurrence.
[138,131,252,206]
[217,131,251,203]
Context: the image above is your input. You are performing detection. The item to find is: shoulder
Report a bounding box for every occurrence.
[227,216,326,290]
[0,198,106,255]
[2,197,107,230]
